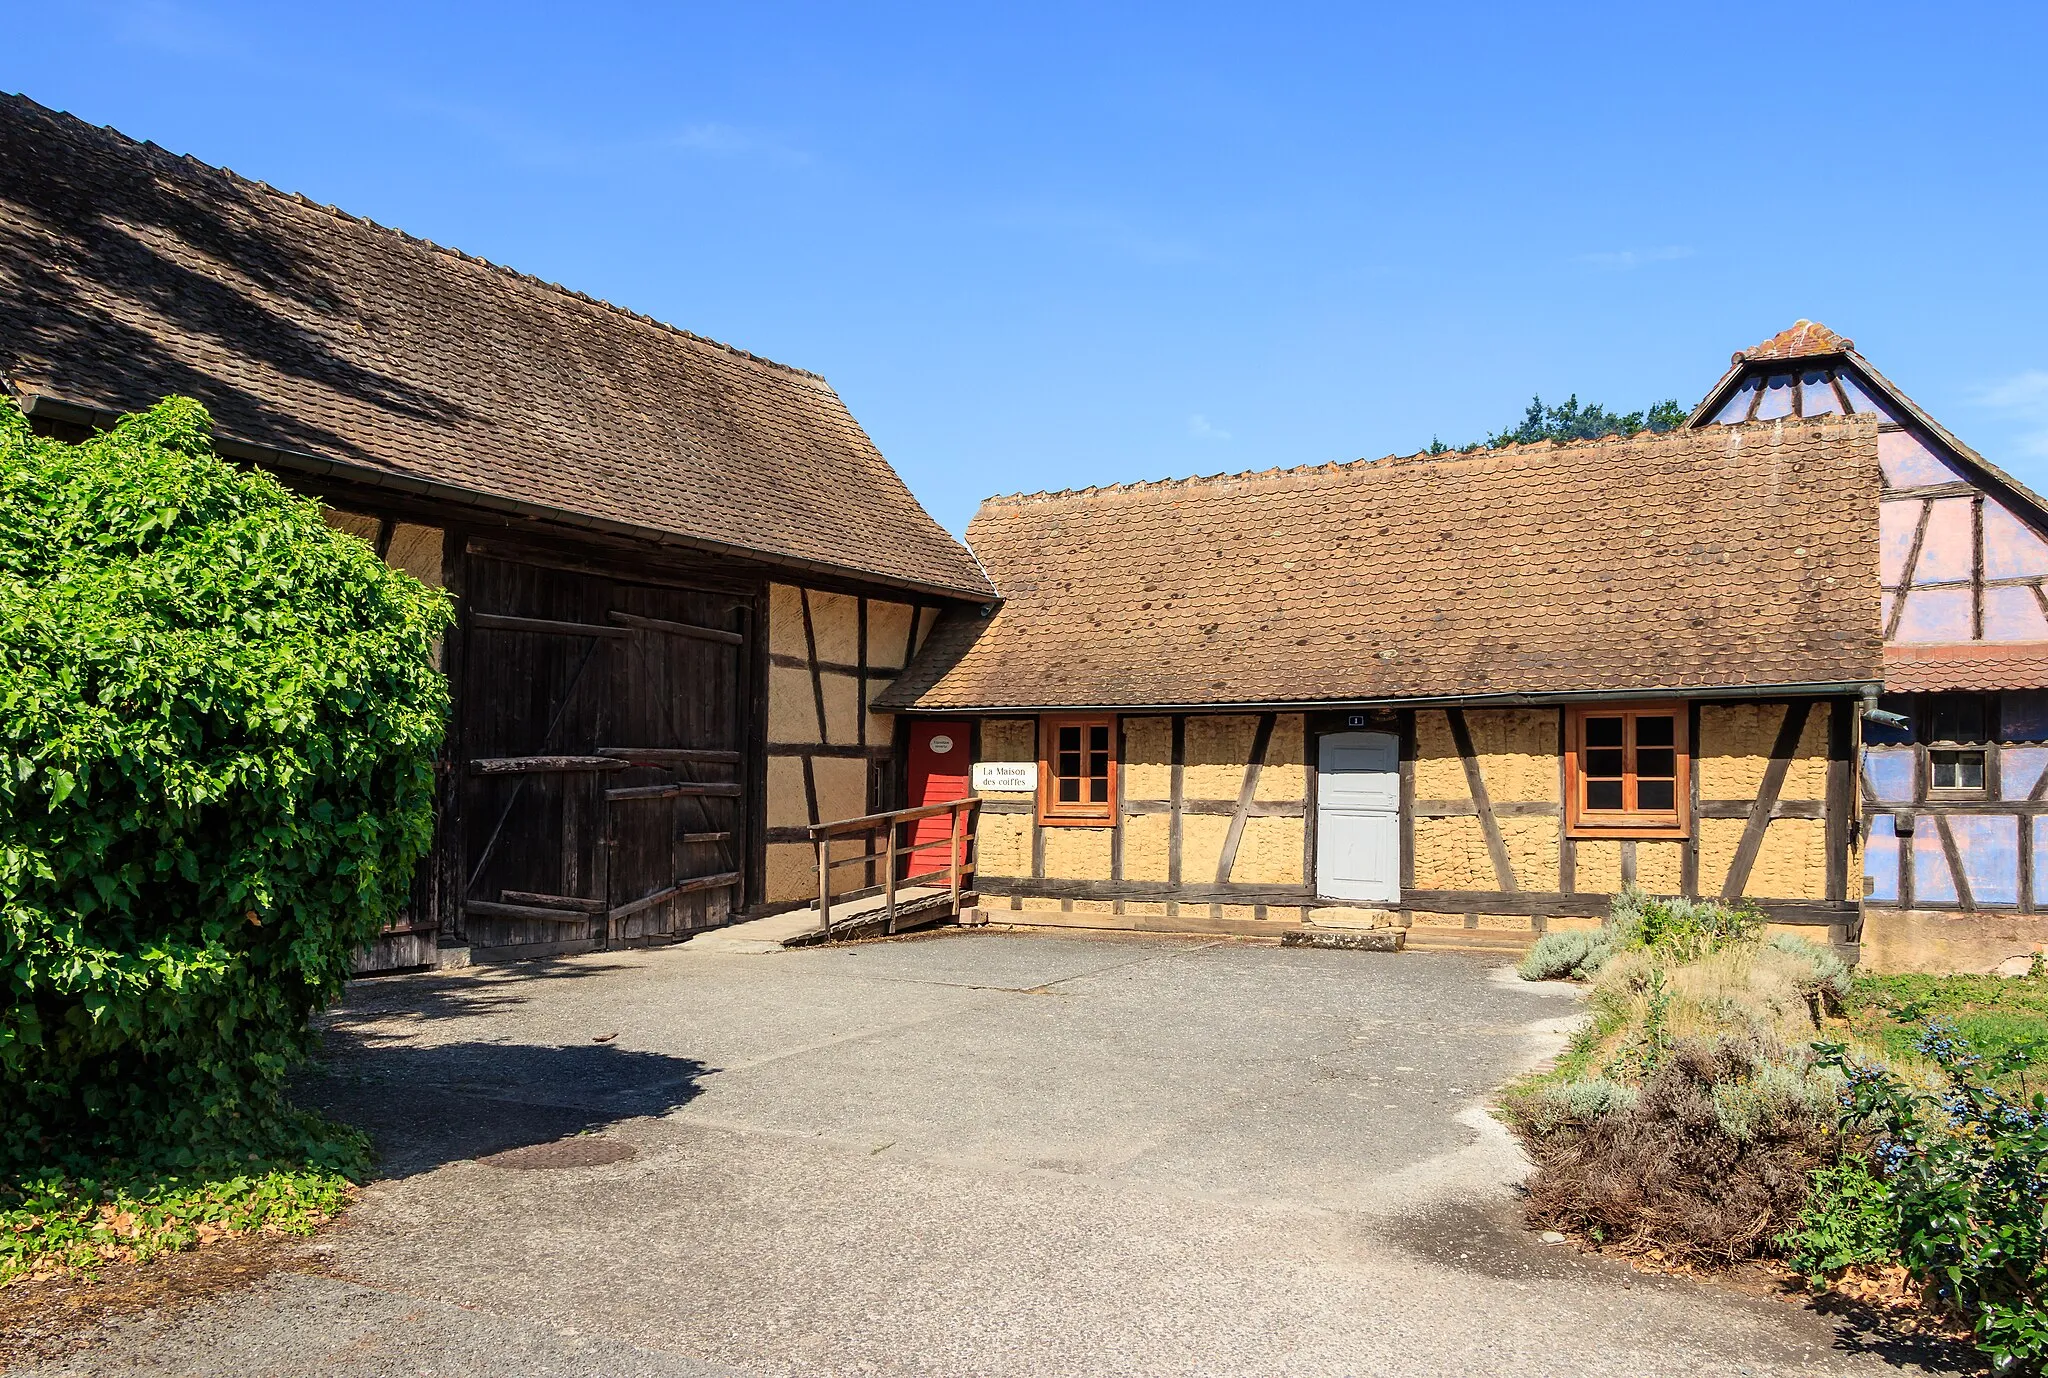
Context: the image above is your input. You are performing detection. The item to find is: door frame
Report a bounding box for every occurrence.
[1313,728,1403,904]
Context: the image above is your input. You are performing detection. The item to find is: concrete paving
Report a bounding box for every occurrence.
[27,932,1958,1376]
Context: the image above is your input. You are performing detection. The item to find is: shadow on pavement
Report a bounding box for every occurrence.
[300,1034,709,1179]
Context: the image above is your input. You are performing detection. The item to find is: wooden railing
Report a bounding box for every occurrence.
[810,797,980,936]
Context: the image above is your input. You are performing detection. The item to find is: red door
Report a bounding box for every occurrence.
[906,721,971,878]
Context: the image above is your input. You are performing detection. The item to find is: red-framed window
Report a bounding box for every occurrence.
[1037,715,1117,826]
[1564,702,1690,838]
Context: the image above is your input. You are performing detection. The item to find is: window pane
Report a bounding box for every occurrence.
[1059,726,1081,753]
[1089,777,1109,803]
[1088,751,1109,778]
[1587,780,1624,810]
[1637,748,1677,779]
[1637,779,1675,812]
[1634,716,1674,748]
[1932,696,1985,743]
[1058,777,1080,803]
[1933,749,1985,790]
[1089,726,1109,752]
[1586,748,1626,778]
[1585,717,1624,748]
[1059,751,1081,778]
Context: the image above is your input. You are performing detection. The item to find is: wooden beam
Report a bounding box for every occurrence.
[1935,813,1976,911]
[800,589,829,745]
[986,876,1317,906]
[606,782,745,801]
[1412,800,1560,818]
[1556,709,1574,894]
[682,831,734,844]
[1216,714,1277,883]
[464,899,592,925]
[1395,887,1858,926]
[609,871,742,921]
[1681,701,1701,898]
[1122,798,1303,817]
[1721,701,1811,900]
[1398,711,1417,892]
[609,610,745,645]
[471,612,629,639]
[1696,799,1825,819]
[1825,700,1852,904]
[598,747,743,766]
[1169,716,1186,891]
[1446,708,1517,891]
[500,890,606,913]
[1883,500,1933,640]
[470,755,628,775]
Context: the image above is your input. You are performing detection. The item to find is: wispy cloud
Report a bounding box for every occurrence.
[1970,370,2048,457]
[1576,245,1695,271]
[1187,414,1232,442]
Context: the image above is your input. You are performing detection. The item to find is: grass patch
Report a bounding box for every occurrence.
[0,1165,355,1285]
[1847,971,2048,1082]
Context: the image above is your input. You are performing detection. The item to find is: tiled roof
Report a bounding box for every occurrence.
[1689,322,2048,527]
[1884,643,2048,693]
[878,418,1883,711]
[0,94,992,600]
[1736,319,1853,364]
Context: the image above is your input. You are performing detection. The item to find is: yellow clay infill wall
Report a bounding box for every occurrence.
[969,699,1849,934]
[763,584,938,903]
[974,713,1331,925]
[1410,702,1841,904]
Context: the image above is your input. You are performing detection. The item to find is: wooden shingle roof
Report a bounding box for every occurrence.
[879,418,1883,711]
[0,94,993,600]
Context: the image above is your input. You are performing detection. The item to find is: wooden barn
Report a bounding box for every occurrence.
[1690,323,2048,971]
[0,94,995,970]
[877,417,1883,957]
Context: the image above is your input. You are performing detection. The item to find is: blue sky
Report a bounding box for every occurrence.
[12,2,2048,534]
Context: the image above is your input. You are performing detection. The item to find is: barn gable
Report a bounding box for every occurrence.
[1690,320,2048,687]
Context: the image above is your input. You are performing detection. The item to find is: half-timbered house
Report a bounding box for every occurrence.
[876,417,1883,957]
[1690,323,2048,971]
[0,95,994,970]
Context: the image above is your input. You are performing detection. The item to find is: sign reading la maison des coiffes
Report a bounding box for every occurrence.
[971,762,1037,791]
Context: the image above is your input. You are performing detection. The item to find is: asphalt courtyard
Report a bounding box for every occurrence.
[29,931,1954,1377]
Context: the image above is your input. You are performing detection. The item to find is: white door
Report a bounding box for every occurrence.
[1317,731,1400,903]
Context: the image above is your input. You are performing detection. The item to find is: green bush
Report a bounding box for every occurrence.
[0,397,450,1173]
[1609,887,1764,962]
[1819,1025,2048,1370]
[1517,889,1764,984]
[1777,1156,1896,1279]
[1517,928,1615,982]
[1,1164,354,1282]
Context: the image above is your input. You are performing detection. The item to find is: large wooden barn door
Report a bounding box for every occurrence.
[458,557,751,956]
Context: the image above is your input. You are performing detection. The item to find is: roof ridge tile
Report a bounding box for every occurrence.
[977,415,1863,509]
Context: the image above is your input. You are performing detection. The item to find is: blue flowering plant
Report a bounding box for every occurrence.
[1815,1024,2048,1371]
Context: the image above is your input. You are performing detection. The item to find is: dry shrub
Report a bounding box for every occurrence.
[1576,940,1845,1079]
[1522,1036,1836,1266]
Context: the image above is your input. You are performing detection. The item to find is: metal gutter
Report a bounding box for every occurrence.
[14,390,998,605]
[886,679,1882,715]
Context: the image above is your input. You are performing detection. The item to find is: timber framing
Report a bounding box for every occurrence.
[973,695,1863,944]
